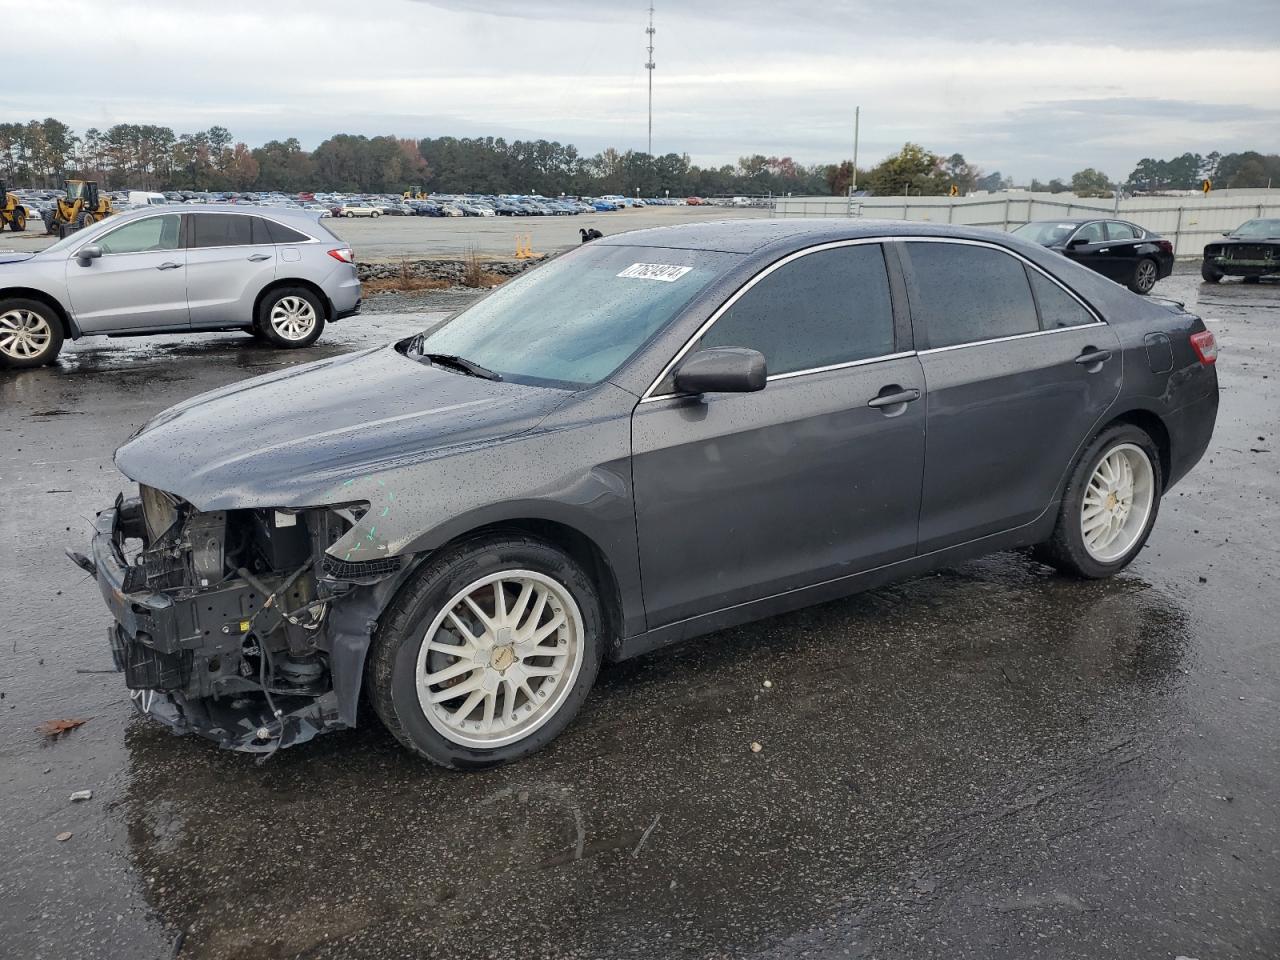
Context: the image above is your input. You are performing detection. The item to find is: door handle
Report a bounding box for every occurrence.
[1074,349,1112,366]
[156,261,181,270]
[867,387,921,408]
[248,253,272,262]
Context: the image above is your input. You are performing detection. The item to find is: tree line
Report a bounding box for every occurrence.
[1,117,1275,198]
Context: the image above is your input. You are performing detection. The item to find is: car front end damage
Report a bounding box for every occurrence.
[70,487,410,753]
[1202,240,1280,278]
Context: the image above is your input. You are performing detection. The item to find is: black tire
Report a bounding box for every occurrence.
[1128,257,1159,294]
[371,211,380,218]
[76,211,95,230]
[344,211,355,218]
[41,211,56,234]
[0,297,64,368]
[366,534,604,769]
[11,209,26,232]
[255,286,326,348]
[1200,262,1222,284]
[1033,423,1163,579]
[1243,276,1261,285]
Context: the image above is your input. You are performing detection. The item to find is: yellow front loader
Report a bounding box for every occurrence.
[42,179,113,233]
[0,180,28,232]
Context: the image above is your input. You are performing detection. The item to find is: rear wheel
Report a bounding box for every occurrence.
[1200,262,1222,283]
[11,208,25,231]
[367,534,603,768]
[371,211,381,218]
[0,298,64,368]
[1128,257,1159,294]
[1034,424,1162,579]
[256,286,325,348]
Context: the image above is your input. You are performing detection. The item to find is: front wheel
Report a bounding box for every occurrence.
[1200,262,1222,283]
[1034,424,1163,579]
[371,211,380,218]
[255,286,325,348]
[0,298,64,368]
[10,209,26,231]
[1128,257,1159,294]
[366,534,603,768]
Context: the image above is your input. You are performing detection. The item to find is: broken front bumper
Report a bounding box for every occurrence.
[85,496,350,753]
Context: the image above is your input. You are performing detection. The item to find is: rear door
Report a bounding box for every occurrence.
[899,239,1122,553]
[185,213,277,328]
[1098,220,1143,280]
[631,242,926,628]
[64,213,188,333]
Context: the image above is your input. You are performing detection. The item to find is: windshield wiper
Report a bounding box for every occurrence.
[422,352,502,381]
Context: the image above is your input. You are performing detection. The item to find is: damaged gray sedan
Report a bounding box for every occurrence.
[75,220,1218,768]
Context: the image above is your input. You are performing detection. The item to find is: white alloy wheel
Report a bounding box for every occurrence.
[415,570,584,749]
[0,307,53,360]
[268,295,317,341]
[1080,442,1155,562]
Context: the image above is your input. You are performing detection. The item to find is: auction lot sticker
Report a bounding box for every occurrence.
[617,263,693,282]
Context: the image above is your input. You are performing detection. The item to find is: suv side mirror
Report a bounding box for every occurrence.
[672,347,767,395]
[76,244,103,265]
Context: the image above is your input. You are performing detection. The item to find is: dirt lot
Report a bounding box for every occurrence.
[0,268,1277,959]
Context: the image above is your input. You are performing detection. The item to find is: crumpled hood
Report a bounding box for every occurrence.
[115,345,569,510]
[0,251,34,265]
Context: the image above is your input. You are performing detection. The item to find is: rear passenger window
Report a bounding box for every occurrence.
[695,244,895,377]
[191,213,253,248]
[1028,270,1094,329]
[904,242,1038,349]
[1106,221,1139,241]
[263,219,310,244]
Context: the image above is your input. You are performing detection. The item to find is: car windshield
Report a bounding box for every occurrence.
[416,244,738,388]
[1231,219,1280,239]
[1012,221,1078,245]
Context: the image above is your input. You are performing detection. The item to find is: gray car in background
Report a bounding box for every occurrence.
[0,206,360,367]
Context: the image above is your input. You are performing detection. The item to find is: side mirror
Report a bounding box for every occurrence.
[672,347,767,395]
[1221,231,1231,237]
[1067,237,1091,249]
[76,244,103,265]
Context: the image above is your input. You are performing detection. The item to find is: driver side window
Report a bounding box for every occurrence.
[96,215,181,255]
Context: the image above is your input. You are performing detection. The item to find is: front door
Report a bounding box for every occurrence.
[899,239,1122,553]
[185,213,277,328]
[631,242,926,629]
[65,213,188,333]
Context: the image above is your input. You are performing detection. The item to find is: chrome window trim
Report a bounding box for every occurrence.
[639,234,1104,402]
[915,322,1107,355]
[639,236,892,402]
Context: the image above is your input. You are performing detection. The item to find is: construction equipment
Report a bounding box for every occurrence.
[42,179,113,234]
[0,180,27,232]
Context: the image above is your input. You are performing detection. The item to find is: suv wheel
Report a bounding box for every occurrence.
[1128,257,1158,294]
[0,298,64,368]
[1200,262,1222,283]
[367,534,603,768]
[1034,424,1162,579]
[256,287,325,348]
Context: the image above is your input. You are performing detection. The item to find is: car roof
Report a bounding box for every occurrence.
[594,217,1071,255]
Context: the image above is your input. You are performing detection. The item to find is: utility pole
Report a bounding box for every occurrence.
[645,4,656,156]
[851,105,860,193]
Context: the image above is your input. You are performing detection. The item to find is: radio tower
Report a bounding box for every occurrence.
[645,3,656,155]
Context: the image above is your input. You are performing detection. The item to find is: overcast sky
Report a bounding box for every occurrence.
[5,0,1279,181]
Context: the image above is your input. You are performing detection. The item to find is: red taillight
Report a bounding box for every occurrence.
[327,247,355,264]
[1156,239,1173,255]
[1190,329,1217,365]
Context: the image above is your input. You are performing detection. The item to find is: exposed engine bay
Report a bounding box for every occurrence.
[71,486,411,754]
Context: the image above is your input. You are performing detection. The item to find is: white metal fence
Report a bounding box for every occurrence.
[773,191,1280,257]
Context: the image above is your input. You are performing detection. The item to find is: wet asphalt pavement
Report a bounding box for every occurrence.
[1,268,1277,960]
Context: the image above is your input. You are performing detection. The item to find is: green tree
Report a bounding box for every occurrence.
[865,143,943,196]
[1070,168,1112,197]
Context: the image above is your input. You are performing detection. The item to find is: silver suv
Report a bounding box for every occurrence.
[0,206,361,368]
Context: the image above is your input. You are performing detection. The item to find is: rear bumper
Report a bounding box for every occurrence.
[335,298,361,321]
[1164,380,1219,491]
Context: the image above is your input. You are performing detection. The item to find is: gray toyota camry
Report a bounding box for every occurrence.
[74,219,1219,768]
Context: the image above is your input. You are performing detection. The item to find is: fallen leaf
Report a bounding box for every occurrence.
[750,741,763,753]
[56,832,73,842]
[36,718,88,737]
